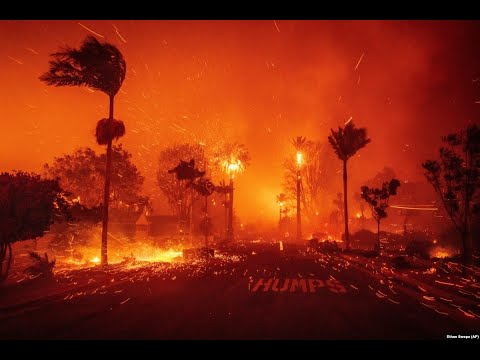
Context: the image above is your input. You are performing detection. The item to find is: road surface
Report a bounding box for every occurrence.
[0,242,478,339]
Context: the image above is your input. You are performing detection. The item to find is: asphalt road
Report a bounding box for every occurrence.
[0,242,478,339]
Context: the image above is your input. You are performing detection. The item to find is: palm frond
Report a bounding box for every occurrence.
[40,35,126,97]
[291,136,308,151]
[328,121,370,161]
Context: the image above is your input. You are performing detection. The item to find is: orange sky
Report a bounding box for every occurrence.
[1,20,479,223]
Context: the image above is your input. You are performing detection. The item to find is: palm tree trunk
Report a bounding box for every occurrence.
[205,195,209,260]
[343,160,349,249]
[462,149,472,276]
[377,220,381,254]
[229,178,234,241]
[224,194,228,240]
[101,95,114,265]
[0,242,6,282]
[0,242,12,282]
[190,188,194,246]
[297,169,301,242]
[279,205,282,229]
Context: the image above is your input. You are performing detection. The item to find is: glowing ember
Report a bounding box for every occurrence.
[222,158,245,178]
[431,247,452,259]
[296,151,303,166]
[356,212,361,218]
[58,241,184,270]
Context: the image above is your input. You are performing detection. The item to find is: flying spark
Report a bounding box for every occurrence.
[26,47,39,54]
[78,22,105,38]
[273,20,280,33]
[344,116,353,125]
[390,205,438,211]
[354,52,365,71]
[113,24,127,43]
[8,56,23,65]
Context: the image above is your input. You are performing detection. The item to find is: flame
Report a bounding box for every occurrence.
[430,247,452,259]
[356,212,361,218]
[296,151,303,166]
[59,241,184,270]
[222,159,244,178]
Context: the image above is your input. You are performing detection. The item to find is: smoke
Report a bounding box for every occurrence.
[0,20,479,224]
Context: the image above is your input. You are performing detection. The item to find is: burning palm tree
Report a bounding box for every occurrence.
[40,35,127,265]
[291,136,307,241]
[213,142,250,241]
[276,193,287,225]
[328,122,370,249]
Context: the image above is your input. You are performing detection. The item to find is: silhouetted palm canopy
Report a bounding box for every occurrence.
[291,136,308,152]
[328,122,371,161]
[39,35,126,97]
[276,193,287,204]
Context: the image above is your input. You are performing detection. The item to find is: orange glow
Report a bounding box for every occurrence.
[0,20,477,225]
[390,205,438,211]
[222,159,244,179]
[60,241,184,270]
[356,212,361,218]
[430,247,452,259]
[296,151,303,167]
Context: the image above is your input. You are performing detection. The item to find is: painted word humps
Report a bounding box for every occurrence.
[251,278,347,294]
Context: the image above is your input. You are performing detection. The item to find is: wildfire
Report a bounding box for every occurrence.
[296,151,303,166]
[59,241,184,270]
[431,247,452,259]
[222,159,244,178]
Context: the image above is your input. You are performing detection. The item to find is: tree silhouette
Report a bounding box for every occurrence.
[0,172,70,282]
[212,142,250,241]
[283,140,338,223]
[215,179,232,238]
[192,177,215,258]
[157,144,206,232]
[44,145,146,209]
[40,35,127,265]
[291,136,308,152]
[361,178,400,254]
[168,159,205,184]
[423,124,480,269]
[328,122,371,249]
[290,136,308,241]
[276,193,288,225]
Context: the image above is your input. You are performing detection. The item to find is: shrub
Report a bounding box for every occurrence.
[25,251,55,278]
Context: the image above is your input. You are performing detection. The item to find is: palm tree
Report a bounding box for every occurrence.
[213,142,251,242]
[192,177,215,260]
[291,136,307,241]
[40,36,126,265]
[328,122,370,249]
[276,193,287,225]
